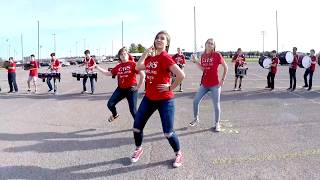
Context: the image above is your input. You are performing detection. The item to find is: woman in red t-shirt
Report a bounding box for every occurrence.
[95,47,145,122]
[189,38,228,132]
[131,31,185,168]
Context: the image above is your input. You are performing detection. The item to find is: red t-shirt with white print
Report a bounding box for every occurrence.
[144,51,175,100]
[200,51,224,87]
[111,61,139,88]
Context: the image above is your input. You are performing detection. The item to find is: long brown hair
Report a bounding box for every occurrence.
[154,31,170,52]
[204,38,216,52]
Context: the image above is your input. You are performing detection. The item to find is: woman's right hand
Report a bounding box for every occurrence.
[192,53,198,63]
[145,46,154,55]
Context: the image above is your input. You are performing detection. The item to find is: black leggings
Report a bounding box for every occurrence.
[289,68,296,89]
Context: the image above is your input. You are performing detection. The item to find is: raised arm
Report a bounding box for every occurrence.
[192,54,204,71]
[136,46,154,71]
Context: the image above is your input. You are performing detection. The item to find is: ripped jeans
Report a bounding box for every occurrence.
[133,97,180,152]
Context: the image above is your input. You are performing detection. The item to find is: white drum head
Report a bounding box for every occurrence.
[302,56,311,68]
[285,51,294,63]
[263,58,272,69]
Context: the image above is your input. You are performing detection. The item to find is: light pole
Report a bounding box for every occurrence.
[112,40,114,56]
[261,30,265,53]
[21,33,24,63]
[83,38,86,51]
[75,41,78,57]
[193,6,197,54]
[276,10,279,53]
[40,45,43,60]
[37,21,40,60]
[52,33,56,52]
[122,20,124,47]
[6,39,10,58]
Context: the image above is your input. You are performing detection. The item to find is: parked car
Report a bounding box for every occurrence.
[59,60,70,67]
[40,62,50,66]
[69,60,77,65]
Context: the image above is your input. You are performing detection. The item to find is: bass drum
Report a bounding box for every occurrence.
[298,55,311,68]
[258,56,272,69]
[278,51,293,65]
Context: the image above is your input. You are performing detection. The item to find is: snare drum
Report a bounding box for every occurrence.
[23,64,33,70]
[72,72,98,81]
[38,72,61,82]
[298,55,311,68]
[258,56,272,69]
[236,66,248,77]
[279,51,294,64]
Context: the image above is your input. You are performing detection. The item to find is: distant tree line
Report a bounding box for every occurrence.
[220,51,262,58]
[129,43,146,53]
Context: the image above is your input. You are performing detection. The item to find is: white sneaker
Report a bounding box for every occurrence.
[233,88,238,91]
[189,119,199,127]
[215,122,221,132]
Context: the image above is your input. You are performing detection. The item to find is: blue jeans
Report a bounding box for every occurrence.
[304,68,314,89]
[133,97,180,152]
[193,85,221,125]
[83,76,95,92]
[107,87,138,119]
[47,77,57,91]
[8,72,18,92]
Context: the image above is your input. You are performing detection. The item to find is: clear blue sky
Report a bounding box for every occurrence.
[0,0,163,59]
[1,0,319,60]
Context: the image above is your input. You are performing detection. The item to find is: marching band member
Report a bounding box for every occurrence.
[303,49,317,91]
[7,57,18,93]
[95,47,145,122]
[47,53,61,94]
[132,31,185,168]
[287,47,298,91]
[232,48,246,91]
[189,38,228,132]
[27,54,39,93]
[172,47,186,92]
[266,50,279,91]
[81,50,96,94]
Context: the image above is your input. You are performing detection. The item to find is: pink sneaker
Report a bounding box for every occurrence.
[173,152,183,168]
[131,147,143,163]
